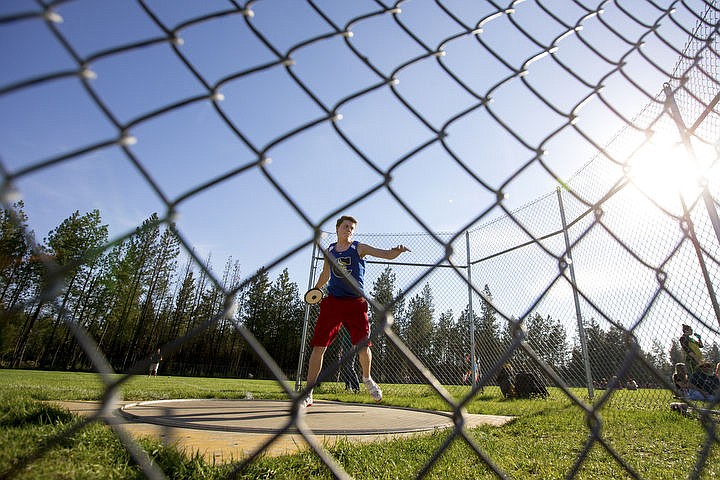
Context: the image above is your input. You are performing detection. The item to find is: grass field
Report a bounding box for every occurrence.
[0,369,717,479]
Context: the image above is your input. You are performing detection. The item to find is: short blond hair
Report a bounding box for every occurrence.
[336,215,358,230]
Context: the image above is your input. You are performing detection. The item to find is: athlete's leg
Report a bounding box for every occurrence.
[307,346,327,388]
[359,344,371,379]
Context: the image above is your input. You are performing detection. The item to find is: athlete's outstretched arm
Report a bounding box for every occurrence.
[358,244,410,260]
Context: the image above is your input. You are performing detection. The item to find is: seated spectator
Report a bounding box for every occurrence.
[497,363,516,398]
[689,362,719,399]
[673,363,690,394]
[673,363,707,400]
[495,363,548,399]
[626,378,638,390]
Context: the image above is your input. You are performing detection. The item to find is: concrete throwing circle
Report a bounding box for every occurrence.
[120,399,459,436]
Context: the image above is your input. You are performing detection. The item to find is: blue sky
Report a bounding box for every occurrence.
[0,0,711,296]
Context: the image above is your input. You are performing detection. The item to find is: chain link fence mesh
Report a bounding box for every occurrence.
[1,0,719,478]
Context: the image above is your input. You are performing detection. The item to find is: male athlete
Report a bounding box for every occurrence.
[302,215,410,407]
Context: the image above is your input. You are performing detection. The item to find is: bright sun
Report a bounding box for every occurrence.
[624,128,716,214]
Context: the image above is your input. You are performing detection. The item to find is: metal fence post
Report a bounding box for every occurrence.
[295,241,319,392]
[557,187,595,400]
[466,230,476,388]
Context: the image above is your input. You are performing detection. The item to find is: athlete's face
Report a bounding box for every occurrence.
[337,220,356,242]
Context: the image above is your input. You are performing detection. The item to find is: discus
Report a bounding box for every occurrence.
[304,288,323,305]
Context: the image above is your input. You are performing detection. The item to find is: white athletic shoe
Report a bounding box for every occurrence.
[363,377,383,402]
[301,393,313,408]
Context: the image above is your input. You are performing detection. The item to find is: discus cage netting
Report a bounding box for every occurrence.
[0,1,719,479]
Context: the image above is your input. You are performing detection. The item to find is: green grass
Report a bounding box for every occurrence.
[0,369,717,479]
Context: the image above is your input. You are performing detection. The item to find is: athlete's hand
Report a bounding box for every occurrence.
[393,245,411,253]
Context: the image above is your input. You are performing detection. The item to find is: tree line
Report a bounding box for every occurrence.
[1,203,717,387]
[0,203,304,378]
[358,268,720,388]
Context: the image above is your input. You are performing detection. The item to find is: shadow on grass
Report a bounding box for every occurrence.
[0,399,75,427]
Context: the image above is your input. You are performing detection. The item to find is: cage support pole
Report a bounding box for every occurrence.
[466,230,477,388]
[663,83,720,328]
[295,241,319,392]
[677,195,720,329]
[557,187,595,400]
[663,83,720,244]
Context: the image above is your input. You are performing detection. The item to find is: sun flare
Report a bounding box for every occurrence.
[624,128,716,213]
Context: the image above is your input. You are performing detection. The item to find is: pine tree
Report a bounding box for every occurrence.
[0,201,44,366]
[202,257,241,377]
[267,268,304,375]
[0,201,33,309]
[432,309,460,384]
[103,214,160,368]
[122,225,180,371]
[239,268,272,377]
[647,338,673,378]
[474,284,503,379]
[369,266,405,383]
[669,339,684,366]
[703,341,720,366]
[37,209,108,367]
[405,283,434,373]
[524,312,568,371]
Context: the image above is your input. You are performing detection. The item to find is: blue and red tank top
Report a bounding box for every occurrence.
[327,241,365,298]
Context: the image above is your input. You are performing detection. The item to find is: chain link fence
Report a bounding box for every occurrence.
[299,150,719,405]
[1,0,719,478]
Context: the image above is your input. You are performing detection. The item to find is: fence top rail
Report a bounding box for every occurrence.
[312,256,466,269]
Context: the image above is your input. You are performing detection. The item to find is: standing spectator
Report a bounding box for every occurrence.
[340,328,360,393]
[149,348,162,377]
[679,324,704,374]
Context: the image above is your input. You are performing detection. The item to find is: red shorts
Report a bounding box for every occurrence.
[310,296,371,347]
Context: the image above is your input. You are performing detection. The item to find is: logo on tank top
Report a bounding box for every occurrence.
[333,256,351,276]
